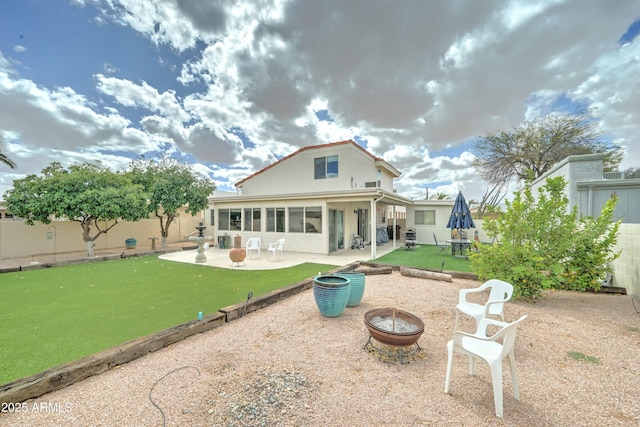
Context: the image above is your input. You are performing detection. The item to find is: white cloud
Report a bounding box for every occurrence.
[95,75,191,122]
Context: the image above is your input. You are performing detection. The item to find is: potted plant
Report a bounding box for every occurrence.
[125,238,137,249]
[313,275,351,317]
[333,272,366,307]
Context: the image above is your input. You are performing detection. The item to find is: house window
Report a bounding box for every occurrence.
[288,207,304,233]
[289,207,322,233]
[314,155,338,179]
[230,209,242,230]
[218,209,229,230]
[266,208,285,232]
[209,209,215,226]
[218,209,242,230]
[244,208,261,231]
[305,207,322,233]
[415,210,436,225]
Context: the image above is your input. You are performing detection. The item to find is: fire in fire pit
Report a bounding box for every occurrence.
[364,308,424,364]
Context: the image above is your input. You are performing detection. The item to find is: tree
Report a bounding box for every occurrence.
[474,109,623,186]
[3,162,149,256]
[431,192,449,200]
[129,157,216,248]
[623,167,640,179]
[469,176,620,299]
[474,181,507,219]
[0,135,16,169]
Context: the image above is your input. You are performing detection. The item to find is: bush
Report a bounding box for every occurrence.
[471,176,620,298]
[470,242,556,299]
[560,197,621,291]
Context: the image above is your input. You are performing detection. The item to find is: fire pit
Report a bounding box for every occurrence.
[364,308,424,364]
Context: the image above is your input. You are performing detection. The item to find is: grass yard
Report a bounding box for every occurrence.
[0,255,334,385]
[375,244,475,273]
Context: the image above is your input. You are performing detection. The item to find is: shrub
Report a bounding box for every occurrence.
[471,176,620,298]
[560,196,621,291]
[470,241,556,299]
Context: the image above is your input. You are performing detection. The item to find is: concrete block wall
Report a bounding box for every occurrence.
[611,223,640,296]
[0,215,201,261]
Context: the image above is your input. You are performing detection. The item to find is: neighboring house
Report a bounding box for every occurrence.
[206,140,457,259]
[531,154,640,224]
[529,153,640,223]
[529,153,640,295]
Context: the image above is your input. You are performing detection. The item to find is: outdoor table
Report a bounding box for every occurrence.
[446,239,472,257]
[149,237,158,250]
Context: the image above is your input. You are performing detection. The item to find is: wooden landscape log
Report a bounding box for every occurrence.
[592,286,627,295]
[399,266,453,282]
[341,261,394,275]
[0,312,226,404]
[355,266,393,275]
[220,278,313,321]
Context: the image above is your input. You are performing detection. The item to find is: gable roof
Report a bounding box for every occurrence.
[235,140,400,187]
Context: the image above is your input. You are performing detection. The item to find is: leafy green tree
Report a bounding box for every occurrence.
[3,162,148,256]
[129,157,216,247]
[470,176,620,298]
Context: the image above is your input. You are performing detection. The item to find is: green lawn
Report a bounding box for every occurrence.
[374,244,475,273]
[0,256,334,385]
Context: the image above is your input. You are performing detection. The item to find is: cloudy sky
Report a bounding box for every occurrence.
[1,0,639,202]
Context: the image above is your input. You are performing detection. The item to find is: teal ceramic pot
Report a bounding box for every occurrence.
[313,275,351,317]
[334,272,366,307]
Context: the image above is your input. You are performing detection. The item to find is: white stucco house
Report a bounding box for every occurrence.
[205,140,456,259]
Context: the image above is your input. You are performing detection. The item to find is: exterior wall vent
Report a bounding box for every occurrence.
[603,172,625,180]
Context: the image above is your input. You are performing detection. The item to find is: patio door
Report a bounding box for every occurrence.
[328,209,344,252]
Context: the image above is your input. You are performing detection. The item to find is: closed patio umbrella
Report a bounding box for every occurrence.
[446,191,475,236]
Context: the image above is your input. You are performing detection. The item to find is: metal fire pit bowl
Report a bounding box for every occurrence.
[364,308,424,364]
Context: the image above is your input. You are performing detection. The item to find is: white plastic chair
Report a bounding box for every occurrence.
[268,238,285,260]
[445,315,528,417]
[245,238,261,259]
[454,279,514,331]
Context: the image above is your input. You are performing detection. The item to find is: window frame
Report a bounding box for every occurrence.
[266,207,285,232]
[288,206,323,233]
[243,208,261,231]
[314,155,339,179]
[414,209,436,225]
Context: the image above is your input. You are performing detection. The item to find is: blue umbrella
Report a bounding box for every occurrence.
[446,191,475,231]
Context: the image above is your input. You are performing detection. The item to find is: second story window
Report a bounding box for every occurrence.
[314,155,338,179]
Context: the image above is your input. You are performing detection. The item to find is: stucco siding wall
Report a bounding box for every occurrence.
[530,154,604,210]
[239,144,394,196]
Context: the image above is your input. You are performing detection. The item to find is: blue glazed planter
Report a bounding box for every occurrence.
[313,275,351,317]
[334,272,366,307]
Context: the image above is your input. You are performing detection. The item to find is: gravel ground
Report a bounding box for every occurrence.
[1,272,639,426]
